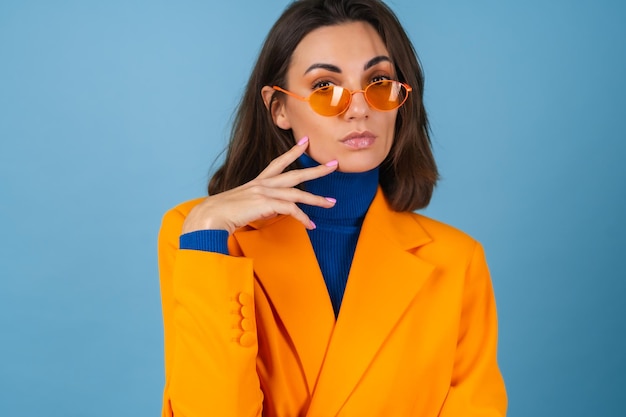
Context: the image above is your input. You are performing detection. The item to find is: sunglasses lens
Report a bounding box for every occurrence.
[366,80,407,110]
[309,86,351,116]
[304,81,409,116]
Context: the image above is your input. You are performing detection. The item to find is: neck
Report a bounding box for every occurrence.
[297,153,379,225]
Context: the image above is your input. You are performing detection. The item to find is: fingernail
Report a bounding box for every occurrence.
[325,197,337,204]
[297,136,309,146]
[309,220,316,229]
[325,160,338,167]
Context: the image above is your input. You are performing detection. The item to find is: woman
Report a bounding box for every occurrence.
[158,0,507,416]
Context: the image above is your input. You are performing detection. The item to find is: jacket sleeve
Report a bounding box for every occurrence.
[158,205,263,417]
[438,242,508,416]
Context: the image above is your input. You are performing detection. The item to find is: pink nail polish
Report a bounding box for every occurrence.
[297,136,309,146]
[325,160,338,167]
[325,197,337,204]
[309,220,316,229]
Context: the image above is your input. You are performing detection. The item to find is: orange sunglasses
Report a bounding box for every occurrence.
[272,79,412,117]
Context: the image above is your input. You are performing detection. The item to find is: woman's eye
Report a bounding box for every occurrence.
[371,75,392,84]
[312,80,334,90]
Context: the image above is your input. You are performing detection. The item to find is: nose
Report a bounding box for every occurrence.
[342,89,369,119]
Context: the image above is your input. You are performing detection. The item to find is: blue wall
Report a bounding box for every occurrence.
[1,1,624,415]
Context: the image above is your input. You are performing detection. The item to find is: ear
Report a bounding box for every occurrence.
[261,86,292,130]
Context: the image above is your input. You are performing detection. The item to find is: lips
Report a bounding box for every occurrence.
[341,131,376,149]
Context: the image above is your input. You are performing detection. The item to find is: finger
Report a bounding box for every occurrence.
[265,199,317,230]
[259,186,337,208]
[257,136,310,179]
[258,159,338,189]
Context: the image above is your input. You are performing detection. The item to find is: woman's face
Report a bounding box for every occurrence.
[266,21,398,173]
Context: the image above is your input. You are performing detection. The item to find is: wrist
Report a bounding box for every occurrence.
[182,215,233,235]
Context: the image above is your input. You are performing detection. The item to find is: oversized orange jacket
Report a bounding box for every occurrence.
[158,189,507,416]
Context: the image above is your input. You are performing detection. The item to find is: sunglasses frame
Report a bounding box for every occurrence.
[272,80,412,117]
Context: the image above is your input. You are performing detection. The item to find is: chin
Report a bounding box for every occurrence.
[337,156,384,173]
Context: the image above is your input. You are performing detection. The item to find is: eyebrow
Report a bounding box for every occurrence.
[303,55,392,75]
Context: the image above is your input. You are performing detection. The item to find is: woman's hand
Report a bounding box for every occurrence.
[182,137,338,235]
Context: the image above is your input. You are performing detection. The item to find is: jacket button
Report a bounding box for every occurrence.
[241,305,253,318]
[239,332,256,347]
[241,318,254,331]
[238,292,253,305]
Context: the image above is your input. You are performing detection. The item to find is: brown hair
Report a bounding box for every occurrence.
[209,0,438,212]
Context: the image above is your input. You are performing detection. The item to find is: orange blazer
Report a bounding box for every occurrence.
[158,188,507,417]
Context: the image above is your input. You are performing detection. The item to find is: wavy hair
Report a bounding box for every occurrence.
[209,0,438,211]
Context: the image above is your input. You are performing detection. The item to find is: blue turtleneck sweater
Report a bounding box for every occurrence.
[297,153,379,316]
[180,153,379,317]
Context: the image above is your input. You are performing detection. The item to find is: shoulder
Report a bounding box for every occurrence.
[159,198,205,245]
[161,198,205,225]
[412,212,475,245]
[406,211,482,261]
[366,189,481,258]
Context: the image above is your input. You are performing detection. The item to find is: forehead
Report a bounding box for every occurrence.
[290,21,390,73]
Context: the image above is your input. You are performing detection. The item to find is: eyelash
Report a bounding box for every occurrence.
[311,74,393,90]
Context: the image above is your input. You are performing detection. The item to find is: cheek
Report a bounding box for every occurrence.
[284,105,315,136]
[380,113,398,146]
[286,107,332,141]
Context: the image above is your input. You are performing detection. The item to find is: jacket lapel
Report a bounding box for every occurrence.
[307,190,435,416]
[234,216,336,394]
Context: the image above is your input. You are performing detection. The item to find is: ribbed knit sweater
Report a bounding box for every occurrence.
[180,153,379,317]
[297,153,378,316]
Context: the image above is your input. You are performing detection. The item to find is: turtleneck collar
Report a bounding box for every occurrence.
[297,153,379,226]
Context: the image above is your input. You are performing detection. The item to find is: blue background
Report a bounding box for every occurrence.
[1,0,624,416]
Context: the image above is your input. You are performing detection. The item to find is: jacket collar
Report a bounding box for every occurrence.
[234,188,434,413]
